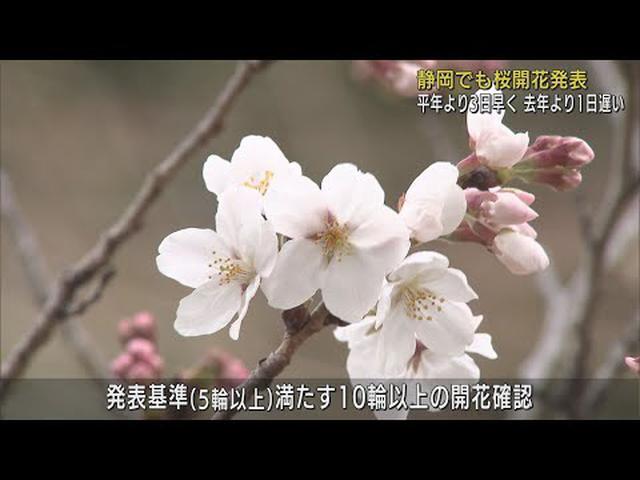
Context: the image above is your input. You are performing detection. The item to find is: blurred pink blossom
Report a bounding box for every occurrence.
[625,356,640,375]
[111,312,164,382]
[353,60,507,96]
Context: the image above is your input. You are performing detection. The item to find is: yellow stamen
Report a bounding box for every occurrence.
[243,170,274,195]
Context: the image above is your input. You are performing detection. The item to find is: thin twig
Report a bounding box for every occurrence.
[0,60,271,400]
[1,168,110,379]
[212,303,333,420]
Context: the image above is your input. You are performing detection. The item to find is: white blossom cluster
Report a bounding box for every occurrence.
[155,92,580,419]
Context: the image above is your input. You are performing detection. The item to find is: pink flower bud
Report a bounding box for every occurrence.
[480,189,539,226]
[625,356,640,375]
[493,230,550,275]
[464,188,498,211]
[117,318,134,343]
[126,338,156,360]
[132,311,156,338]
[533,169,582,192]
[221,359,250,384]
[110,353,133,378]
[524,135,594,169]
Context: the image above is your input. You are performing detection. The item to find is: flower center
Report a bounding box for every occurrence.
[207,251,252,286]
[315,217,352,262]
[243,170,274,195]
[402,286,445,321]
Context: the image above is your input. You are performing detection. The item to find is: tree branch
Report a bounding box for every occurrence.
[0,60,271,400]
[212,303,334,420]
[1,168,110,379]
[518,61,640,418]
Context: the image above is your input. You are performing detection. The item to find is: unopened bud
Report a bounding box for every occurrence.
[117,318,134,344]
[126,338,156,360]
[110,353,133,378]
[523,135,594,169]
[132,311,156,339]
[493,230,549,275]
[533,169,582,192]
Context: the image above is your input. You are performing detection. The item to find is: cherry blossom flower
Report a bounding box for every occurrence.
[156,187,277,339]
[202,135,302,207]
[467,88,529,169]
[335,314,496,419]
[398,162,467,243]
[262,163,410,323]
[372,251,480,375]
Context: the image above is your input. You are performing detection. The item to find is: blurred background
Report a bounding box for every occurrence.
[1,60,638,417]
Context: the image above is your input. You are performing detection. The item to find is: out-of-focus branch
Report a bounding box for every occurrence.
[518,61,640,418]
[1,168,110,379]
[212,303,336,420]
[0,170,50,304]
[579,309,639,416]
[0,60,271,400]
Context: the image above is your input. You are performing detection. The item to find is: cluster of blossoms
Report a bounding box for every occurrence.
[453,88,594,275]
[353,60,506,96]
[156,90,594,419]
[111,312,164,382]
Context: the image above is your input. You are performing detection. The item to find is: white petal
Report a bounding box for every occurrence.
[174,280,242,337]
[404,162,459,202]
[321,249,386,323]
[203,155,232,196]
[263,175,327,239]
[237,216,278,278]
[467,87,505,142]
[215,187,263,249]
[334,315,377,348]
[415,300,476,356]
[374,281,395,328]
[466,333,497,359]
[229,276,261,340]
[261,239,324,310]
[415,351,480,380]
[424,268,478,303]
[349,205,410,274]
[230,135,290,178]
[401,162,461,242]
[387,251,449,284]
[321,163,385,226]
[493,230,550,275]
[156,228,230,289]
[287,161,302,177]
[476,125,529,169]
[440,184,467,235]
[376,306,417,376]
